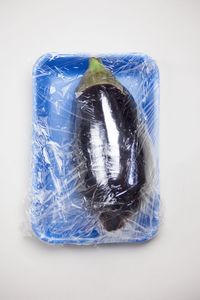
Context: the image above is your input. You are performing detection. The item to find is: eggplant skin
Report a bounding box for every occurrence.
[74,84,146,231]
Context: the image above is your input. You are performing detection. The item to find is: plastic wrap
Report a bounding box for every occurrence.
[31,53,160,245]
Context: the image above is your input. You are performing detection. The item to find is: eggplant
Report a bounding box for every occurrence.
[74,57,151,231]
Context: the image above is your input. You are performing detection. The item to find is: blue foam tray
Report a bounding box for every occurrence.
[31,53,160,245]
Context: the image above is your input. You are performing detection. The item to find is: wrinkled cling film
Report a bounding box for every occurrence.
[30,53,160,245]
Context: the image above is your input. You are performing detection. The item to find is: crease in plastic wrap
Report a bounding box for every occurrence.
[31,53,160,245]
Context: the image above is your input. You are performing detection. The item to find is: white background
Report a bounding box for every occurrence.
[0,0,200,299]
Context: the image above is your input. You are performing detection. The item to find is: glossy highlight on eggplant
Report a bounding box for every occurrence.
[74,58,149,231]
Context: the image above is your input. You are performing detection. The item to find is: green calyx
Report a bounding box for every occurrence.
[76,57,124,97]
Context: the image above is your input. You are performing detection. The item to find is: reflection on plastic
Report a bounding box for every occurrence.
[31,53,160,245]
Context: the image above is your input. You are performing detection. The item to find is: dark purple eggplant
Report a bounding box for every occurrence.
[74,58,151,231]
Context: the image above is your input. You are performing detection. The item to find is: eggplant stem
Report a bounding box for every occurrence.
[89,57,105,73]
[76,57,124,96]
